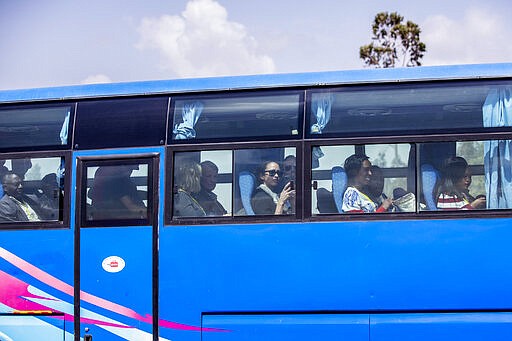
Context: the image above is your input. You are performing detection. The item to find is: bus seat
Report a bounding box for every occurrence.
[316,187,337,213]
[421,164,439,210]
[239,171,256,215]
[331,166,347,213]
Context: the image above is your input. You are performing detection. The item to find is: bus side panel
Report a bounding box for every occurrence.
[0,315,67,341]
[202,314,369,341]
[159,217,512,340]
[0,229,74,339]
[370,313,512,341]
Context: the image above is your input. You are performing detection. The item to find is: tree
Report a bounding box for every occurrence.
[360,12,426,68]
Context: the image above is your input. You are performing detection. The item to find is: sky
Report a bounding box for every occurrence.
[1,0,511,90]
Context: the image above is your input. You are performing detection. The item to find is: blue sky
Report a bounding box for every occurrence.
[1,0,511,90]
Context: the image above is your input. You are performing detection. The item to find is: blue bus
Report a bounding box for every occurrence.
[1,63,512,341]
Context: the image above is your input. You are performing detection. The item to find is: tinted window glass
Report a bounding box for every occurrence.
[0,105,71,151]
[84,161,150,223]
[0,157,64,223]
[170,92,302,142]
[75,97,167,149]
[308,81,512,138]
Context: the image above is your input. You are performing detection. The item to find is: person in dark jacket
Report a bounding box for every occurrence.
[0,172,43,223]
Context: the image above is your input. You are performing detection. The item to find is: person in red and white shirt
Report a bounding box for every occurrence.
[436,156,486,210]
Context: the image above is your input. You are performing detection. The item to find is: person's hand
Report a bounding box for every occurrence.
[381,198,393,210]
[471,196,486,209]
[278,181,296,205]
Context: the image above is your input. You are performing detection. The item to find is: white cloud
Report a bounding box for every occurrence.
[422,7,512,66]
[136,0,275,78]
[80,74,112,84]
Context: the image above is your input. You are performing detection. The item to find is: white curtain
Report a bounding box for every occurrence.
[483,87,512,208]
[173,101,204,140]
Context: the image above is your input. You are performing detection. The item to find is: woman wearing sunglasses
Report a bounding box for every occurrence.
[251,160,295,215]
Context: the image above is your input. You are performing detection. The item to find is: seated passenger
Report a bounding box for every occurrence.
[437,156,486,210]
[342,154,393,213]
[193,161,227,216]
[89,165,146,220]
[0,172,43,222]
[365,165,387,207]
[173,160,206,217]
[278,155,296,192]
[251,161,295,215]
[36,173,61,220]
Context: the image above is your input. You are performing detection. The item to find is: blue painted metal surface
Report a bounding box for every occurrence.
[371,313,512,341]
[1,63,511,103]
[2,64,512,340]
[202,314,369,341]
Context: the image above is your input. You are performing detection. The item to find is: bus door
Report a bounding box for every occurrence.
[75,152,160,341]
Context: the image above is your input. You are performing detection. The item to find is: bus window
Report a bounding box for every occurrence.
[172,150,232,218]
[75,97,167,150]
[0,157,64,223]
[170,91,303,142]
[0,104,71,151]
[84,161,149,223]
[419,139,510,211]
[307,80,512,139]
[312,143,415,215]
[234,147,296,216]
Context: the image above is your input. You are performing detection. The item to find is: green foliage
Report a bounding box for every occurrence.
[360,12,426,68]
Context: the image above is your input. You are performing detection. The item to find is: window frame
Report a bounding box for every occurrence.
[304,132,512,222]
[77,154,158,228]
[168,89,305,144]
[0,150,71,230]
[165,140,303,226]
[305,78,512,140]
[0,101,75,153]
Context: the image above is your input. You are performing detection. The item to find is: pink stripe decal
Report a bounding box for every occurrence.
[0,247,227,332]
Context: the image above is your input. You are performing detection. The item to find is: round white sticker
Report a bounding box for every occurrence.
[102,256,126,273]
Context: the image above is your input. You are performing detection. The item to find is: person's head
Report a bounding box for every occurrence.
[282,155,296,181]
[11,159,32,179]
[200,160,219,192]
[344,154,372,188]
[2,172,23,199]
[442,156,469,192]
[40,173,58,196]
[258,161,281,189]
[175,160,201,194]
[461,167,472,191]
[366,165,384,198]
[120,164,139,177]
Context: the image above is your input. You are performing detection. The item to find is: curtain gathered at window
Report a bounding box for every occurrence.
[483,87,512,208]
[173,101,204,140]
[311,94,333,168]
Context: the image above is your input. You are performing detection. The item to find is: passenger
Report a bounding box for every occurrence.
[365,165,387,206]
[89,165,146,220]
[0,172,43,222]
[36,173,61,220]
[11,159,32,180]
[193,160,227,216]
[173,160,206,217]
[251,160,295,215]
[437,156,486,210]
[342,154,393,213]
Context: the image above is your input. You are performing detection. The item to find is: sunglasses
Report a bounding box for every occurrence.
[265,169,281,177]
